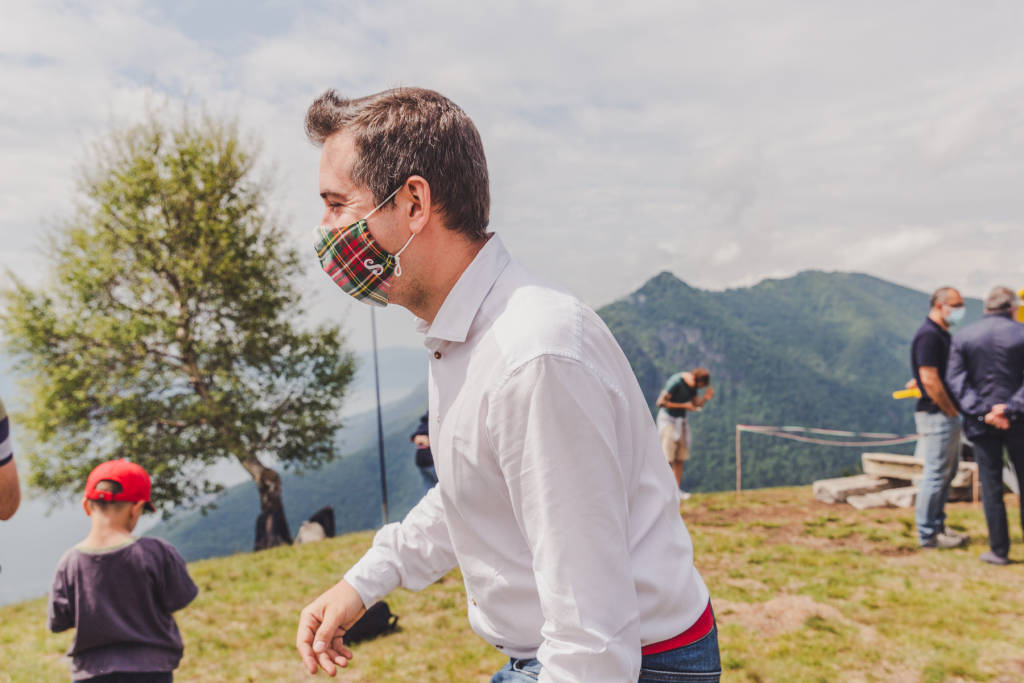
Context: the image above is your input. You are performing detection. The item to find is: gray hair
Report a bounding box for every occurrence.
[984,286,1020,313]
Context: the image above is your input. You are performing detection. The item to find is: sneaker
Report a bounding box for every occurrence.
[940,527,970,543]
[979,551,1009,566]
[679,490,692,501]
[920,532,967,549]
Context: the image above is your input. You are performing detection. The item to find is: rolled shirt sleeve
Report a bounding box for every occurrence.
[344,485,458,607]
[488,354,641,683]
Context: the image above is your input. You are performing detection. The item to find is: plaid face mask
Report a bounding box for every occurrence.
[313,188,414,307]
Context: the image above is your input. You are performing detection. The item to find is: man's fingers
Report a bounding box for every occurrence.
[314,614,347,657]
[297,609,324,674]
[331,634,353,659]
[316,645,354,676]
[317,649,339,676]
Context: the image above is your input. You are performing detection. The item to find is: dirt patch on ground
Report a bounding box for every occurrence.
[714,595,852,638]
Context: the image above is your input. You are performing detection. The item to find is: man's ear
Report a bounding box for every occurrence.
[82,497,92,516]
[403,175,432,235]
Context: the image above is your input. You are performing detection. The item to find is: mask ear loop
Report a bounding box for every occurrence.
[392,233,415,276]
[361,185,414,276]
[363,186,402,220]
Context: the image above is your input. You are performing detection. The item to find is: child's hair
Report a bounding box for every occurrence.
[87,480,133,512]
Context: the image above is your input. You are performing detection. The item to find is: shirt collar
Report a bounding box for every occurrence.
[924,317,949,335]
[984,310,1013,320]
[419,233,510,347]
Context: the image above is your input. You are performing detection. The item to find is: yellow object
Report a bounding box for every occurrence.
[892,388,922,400]
[1018,288,1024,323]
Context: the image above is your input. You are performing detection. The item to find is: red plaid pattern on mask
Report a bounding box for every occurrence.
[314,219,397,307]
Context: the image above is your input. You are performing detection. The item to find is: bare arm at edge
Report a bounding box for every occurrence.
[0,458,20,520]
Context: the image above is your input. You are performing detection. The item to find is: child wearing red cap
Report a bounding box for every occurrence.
[48,459,198,682]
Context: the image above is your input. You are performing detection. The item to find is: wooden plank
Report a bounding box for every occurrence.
[878,486,917,508]
[813,475,897,504]
[847,492,891,510]
[862,452,924,480]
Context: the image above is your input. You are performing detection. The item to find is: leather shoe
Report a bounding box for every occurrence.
[979,551,1009,566]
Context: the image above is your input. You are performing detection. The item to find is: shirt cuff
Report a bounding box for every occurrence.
[343,545,402,608]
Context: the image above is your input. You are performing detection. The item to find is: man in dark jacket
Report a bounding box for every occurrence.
[947,286,1024,565]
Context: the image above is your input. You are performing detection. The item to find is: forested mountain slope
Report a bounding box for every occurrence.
[599,270,982,491]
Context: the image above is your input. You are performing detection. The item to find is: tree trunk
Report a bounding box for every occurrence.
[241,456,293,550]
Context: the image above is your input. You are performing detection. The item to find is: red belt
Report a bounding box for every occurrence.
[641,601,714,656]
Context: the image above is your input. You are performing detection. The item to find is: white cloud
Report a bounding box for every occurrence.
[3,1,1024,349]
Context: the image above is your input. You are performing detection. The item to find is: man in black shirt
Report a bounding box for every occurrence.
[910,286,968,549]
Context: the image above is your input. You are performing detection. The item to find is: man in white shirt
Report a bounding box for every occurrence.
[296,87,719,682]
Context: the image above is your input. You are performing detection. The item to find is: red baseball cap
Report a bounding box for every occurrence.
[84,459,156,511]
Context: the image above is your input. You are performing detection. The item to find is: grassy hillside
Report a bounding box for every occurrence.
[4,487,1022,682]
[600,271,984,492]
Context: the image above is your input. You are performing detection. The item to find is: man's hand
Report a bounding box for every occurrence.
[702,386,714,402]
[297,579,366,676]
[985,404,1010,430]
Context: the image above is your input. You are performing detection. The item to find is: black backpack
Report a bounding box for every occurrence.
[344,601,399,644]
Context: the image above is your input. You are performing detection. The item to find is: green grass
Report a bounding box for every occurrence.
[3,487,1023,682]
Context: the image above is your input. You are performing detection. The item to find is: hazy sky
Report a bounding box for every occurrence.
[3,1,1023,351]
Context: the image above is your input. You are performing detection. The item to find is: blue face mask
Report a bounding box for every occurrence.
[945,306,966,326]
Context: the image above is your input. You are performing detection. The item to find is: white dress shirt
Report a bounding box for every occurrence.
[345,235,710,682]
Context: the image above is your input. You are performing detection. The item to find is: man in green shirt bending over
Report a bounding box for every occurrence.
[656,368,714,494]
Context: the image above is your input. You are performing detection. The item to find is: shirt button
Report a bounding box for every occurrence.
[433,351,442,359]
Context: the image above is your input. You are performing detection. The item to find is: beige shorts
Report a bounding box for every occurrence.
[660,421,690,464]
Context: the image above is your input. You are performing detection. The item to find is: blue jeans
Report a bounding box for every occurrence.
[418,465,438,494]
[490,622,721,682]
[913,411,961,543]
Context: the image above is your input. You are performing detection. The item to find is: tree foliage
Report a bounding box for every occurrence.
[2,111,355,513]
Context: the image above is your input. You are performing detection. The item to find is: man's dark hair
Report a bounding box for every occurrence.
[692,368,711,387]
[929,286,958,309]
[305,87,490,241]
[984,285,1019,313]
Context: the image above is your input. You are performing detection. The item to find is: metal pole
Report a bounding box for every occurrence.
[735,425,742,495]
[371,307,388,526]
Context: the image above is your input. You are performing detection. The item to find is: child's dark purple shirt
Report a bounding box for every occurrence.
[48,536,198,680]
